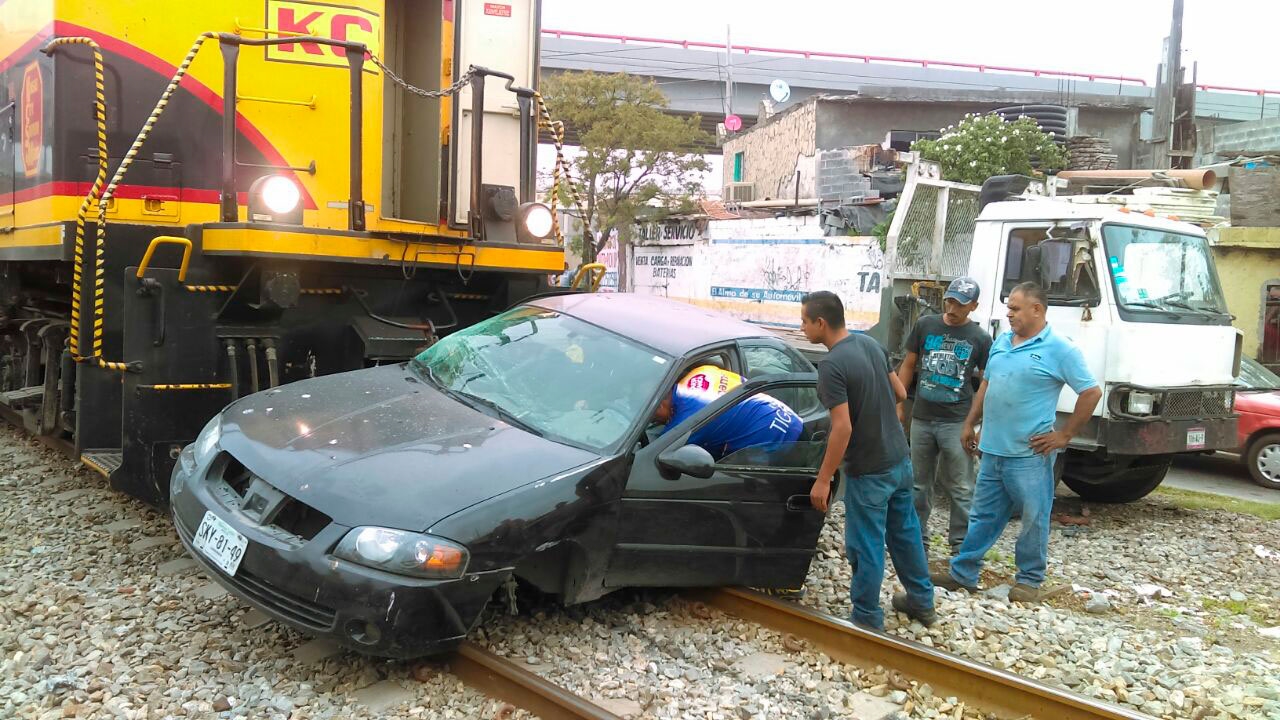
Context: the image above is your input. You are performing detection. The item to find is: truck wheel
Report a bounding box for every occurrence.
[1245,432,1280,491]
[1062,451,1171,503]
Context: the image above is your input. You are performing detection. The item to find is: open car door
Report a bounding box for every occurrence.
[605,373,831,590]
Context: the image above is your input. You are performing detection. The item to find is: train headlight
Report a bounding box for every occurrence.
[248,175,303,224]
[518,202,554,243]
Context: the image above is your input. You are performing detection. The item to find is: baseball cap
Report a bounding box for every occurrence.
[944,277,980,304]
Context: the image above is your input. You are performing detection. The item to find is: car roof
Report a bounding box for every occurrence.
[526,293,781,356]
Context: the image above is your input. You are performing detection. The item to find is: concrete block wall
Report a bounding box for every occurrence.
[818,148,876,201]
[722,101,817,200]
[1215,117,1280,155]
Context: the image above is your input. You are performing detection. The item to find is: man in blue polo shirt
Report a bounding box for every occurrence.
[932,282,1102,603]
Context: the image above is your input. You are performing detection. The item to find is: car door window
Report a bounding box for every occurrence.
[741,345,821,417]
[685,385,826,470]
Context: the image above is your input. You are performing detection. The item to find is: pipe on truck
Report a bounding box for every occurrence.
[1057,169,1217,190]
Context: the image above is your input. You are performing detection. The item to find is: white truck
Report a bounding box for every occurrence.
[877,162,1241,502]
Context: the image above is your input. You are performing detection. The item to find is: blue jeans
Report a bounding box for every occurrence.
[844,456,934,629]
[910,419,976,552]
[949,453,1056,589]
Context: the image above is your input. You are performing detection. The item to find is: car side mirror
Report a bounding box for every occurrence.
[657,444,716,480]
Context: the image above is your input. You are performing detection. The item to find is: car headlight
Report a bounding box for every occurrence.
[518,202,554,242]
[1126,391,1155,416]
[334,527,469,580]
[248,175,303,224]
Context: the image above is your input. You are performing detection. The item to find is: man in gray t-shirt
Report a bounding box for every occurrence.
[897,277,992,555]
[802,291,935,630]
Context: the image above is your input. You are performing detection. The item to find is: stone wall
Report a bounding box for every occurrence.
[722,101,817,200]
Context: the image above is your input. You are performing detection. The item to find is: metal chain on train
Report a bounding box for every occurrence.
[41,38,111,368]
[368,56,581,246]
[367,55,479,100]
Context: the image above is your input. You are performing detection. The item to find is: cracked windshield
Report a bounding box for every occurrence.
[1103,224,1229,315]
[412,307,670,450]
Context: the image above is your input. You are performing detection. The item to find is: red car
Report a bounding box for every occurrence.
[1235,357,1280,490]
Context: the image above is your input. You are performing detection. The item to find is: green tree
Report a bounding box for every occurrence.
[540,71,710,284]
[911,113,1065,186]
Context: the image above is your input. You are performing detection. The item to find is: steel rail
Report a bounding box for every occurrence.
[701,587,1154,720]
[451,642,622,720]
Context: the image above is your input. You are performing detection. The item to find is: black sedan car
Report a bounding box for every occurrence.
[170,293,832,658]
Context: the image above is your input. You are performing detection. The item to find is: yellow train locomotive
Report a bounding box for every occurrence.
[0,0,563,503]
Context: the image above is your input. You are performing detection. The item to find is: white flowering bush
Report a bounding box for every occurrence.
[911,113,1066,186]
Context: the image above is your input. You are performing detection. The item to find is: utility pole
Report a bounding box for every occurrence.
[725,25,734,119]
[1151,0,1184,168]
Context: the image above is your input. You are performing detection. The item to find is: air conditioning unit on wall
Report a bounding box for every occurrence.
[725,182,755,203]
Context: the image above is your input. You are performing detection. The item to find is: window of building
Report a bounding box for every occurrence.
[886,130,941,152]
[732,152,745,183]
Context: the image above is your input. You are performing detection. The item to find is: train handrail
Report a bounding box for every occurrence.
[136,236,193,283]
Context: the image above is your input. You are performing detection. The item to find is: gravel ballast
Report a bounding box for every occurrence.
[3,421,1278,719]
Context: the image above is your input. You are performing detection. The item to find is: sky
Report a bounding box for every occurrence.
[541,0,1276,92]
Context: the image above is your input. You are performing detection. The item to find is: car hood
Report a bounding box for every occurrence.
[1236,389,1280,418]
[217,364,599,532]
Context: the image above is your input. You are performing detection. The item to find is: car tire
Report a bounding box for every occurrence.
[1062,451,1171,503]
[1245,432,1280,491]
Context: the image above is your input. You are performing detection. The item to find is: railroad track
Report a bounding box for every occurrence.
[1,407,1152,720]
[699,588,1154,720]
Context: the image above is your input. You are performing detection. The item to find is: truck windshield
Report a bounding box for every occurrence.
[411,306,671,452]
[1102,224,1229,319]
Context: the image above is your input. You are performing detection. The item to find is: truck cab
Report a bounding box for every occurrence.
[967,200,1240,501]
[883,163,1240,502]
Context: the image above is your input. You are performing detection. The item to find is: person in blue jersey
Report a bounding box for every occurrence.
[653,364,802,460]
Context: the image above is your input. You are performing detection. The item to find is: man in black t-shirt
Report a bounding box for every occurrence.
[802,291,936,630]
[897,277,992,555]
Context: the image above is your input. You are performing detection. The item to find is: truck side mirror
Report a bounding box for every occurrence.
[657,444,716,480]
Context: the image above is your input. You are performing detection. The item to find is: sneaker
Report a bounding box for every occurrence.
[929,570,977,593]
[891,592,938,627]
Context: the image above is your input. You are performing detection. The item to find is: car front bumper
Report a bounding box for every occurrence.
[170,455,508,659]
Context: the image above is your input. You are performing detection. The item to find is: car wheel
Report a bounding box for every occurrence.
[1246,432,1280,490]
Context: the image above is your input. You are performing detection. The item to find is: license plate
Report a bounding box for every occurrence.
[1186,428,1207,450]
[192,510,248,576]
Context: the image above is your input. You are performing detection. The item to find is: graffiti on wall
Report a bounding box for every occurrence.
[629,221,885,329]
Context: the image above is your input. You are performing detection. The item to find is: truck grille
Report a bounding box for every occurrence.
[1163,389,1234,419]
